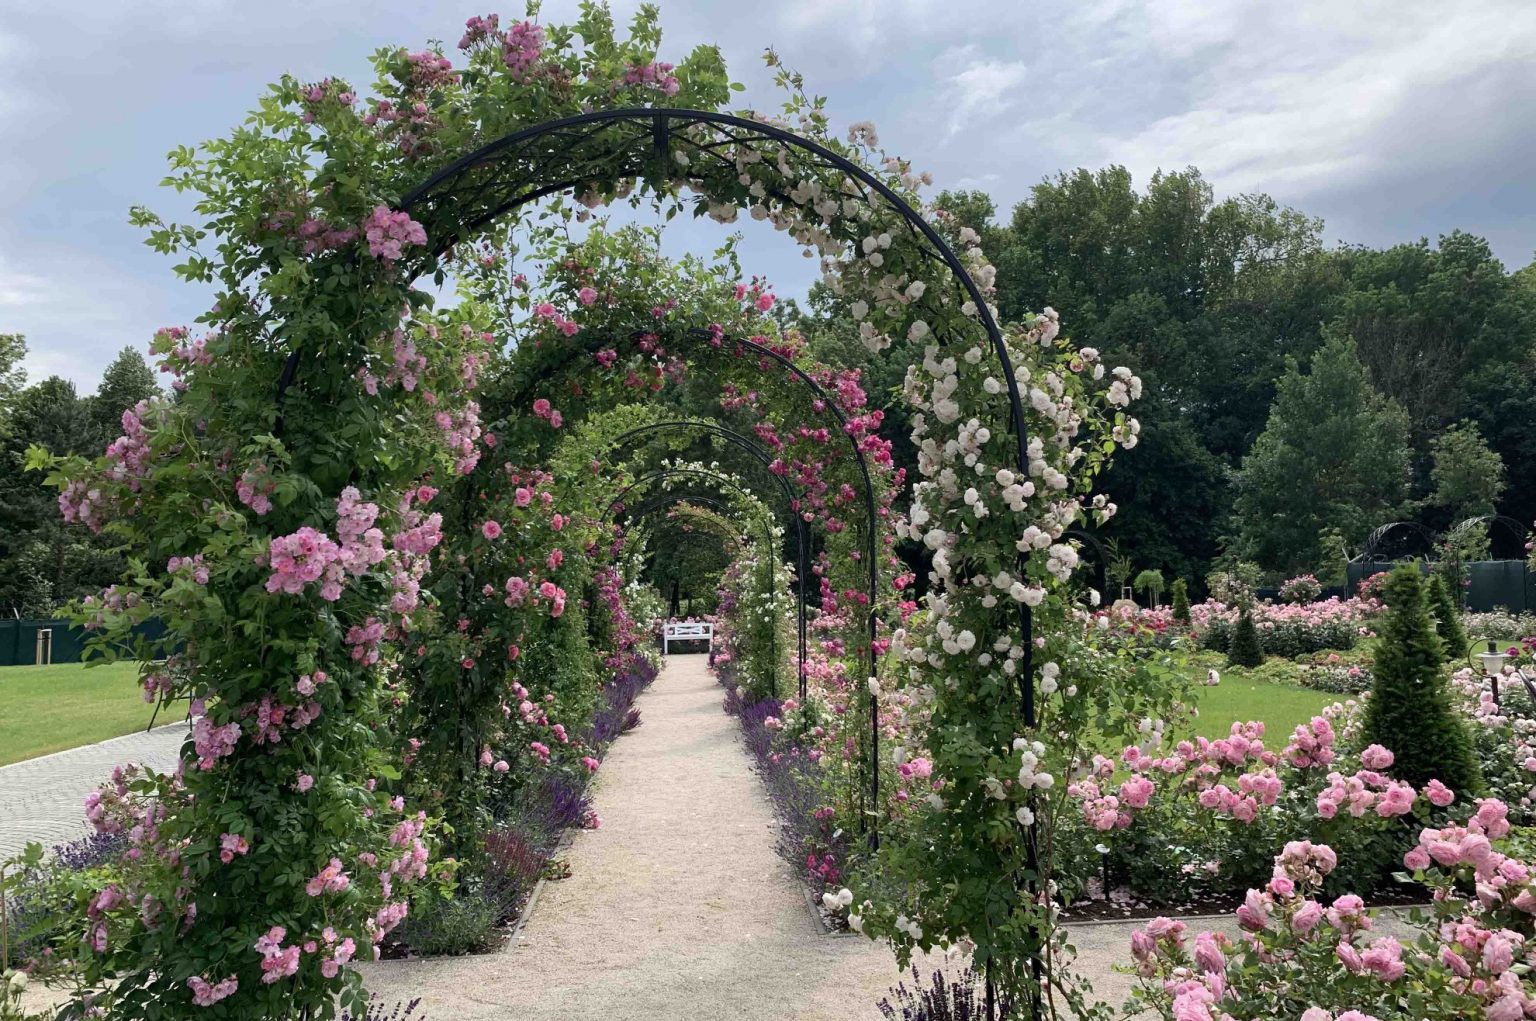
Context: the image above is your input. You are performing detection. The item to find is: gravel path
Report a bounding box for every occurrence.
[0,722,187,859]
[358,654,955,1020]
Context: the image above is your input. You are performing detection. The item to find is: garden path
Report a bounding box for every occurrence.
[358,653,960,1020]
[0,722,187,859]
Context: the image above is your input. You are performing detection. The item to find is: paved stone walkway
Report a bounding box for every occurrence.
[0,723,187,859]
[360,654,955,1020]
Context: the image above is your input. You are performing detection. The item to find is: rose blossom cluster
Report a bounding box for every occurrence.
[265,487,389,600]
[361,206,427,262]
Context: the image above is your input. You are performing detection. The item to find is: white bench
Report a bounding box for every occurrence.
[662,622,713,655]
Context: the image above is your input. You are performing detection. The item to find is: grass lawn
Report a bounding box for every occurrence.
[0,661,160,766]
[1186,673,1341,742]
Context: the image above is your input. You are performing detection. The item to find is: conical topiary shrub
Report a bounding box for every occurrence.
[1227,607,1264,668]
[1171,579,1191,625]
[1427,573,1468,659]
[1362,565,1481,793]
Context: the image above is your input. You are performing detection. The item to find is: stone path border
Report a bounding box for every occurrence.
[0,722,187,859]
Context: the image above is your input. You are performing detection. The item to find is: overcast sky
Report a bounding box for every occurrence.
[3,0,1535,392]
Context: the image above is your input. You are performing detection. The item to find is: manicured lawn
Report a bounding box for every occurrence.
[1186,671,1342,742]
[0,661,159,766]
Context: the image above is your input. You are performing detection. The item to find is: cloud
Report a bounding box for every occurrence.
[5,0,1536,390]
[1079,2,1536,200]
[936,46,1029,136]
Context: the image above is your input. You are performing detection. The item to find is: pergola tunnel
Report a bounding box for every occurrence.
[26,16,1149,1021]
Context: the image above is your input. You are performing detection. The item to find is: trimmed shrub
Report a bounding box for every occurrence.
[1362,566,1481,792]
[1227,608,1265,668]
[1428,573,1468,658]
[1171,579,1191,625]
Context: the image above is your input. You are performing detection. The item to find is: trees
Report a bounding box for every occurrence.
[1362,566,1480,792]
[0,354,156,615]
[1427,420,1505,521]
[0,333,25,435]
[0,376,103,613]
[89,346,159,444]
[1170,579,1191,624]
[1427,573,1468,657]
[1133,569,1165,606]
[1233,332,1412,572]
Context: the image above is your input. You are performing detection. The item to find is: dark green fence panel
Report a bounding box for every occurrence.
[1467,561,1530,613]
[0,618,169,666]
[1348,560,1530,613]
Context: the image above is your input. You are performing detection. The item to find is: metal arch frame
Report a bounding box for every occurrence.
[604,465,805,694]
[619,492,767,644]
[398,107,1043,1013]
[598,421,814,702]
[1447,515,1529,559]
[480,322,883,700]
[1356,521,1439,563]
[400,105,1036,701]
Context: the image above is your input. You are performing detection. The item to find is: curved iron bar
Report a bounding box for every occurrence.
[398,107,1041,1011]
[482,323,881,695]
[1063,528,1108,605]
[604,464,804,692]
[1448,514,1529,558]
[600,421,812,702]
[614,491,774,672]
[1356,521,1438,563]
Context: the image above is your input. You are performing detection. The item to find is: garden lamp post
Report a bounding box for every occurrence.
[1469,636,1512,704]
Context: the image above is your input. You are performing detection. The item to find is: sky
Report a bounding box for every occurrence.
[3,0,1535,392]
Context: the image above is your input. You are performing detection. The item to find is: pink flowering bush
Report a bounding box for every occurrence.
[1061,697,1464,906]
[1130,803,1536,1021]
[1194,597,1381,658]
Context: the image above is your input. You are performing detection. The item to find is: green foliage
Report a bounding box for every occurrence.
[1428,420,1505,521]
[1234,332,1412,571]
[1427,573,1469,658]
[1132,569,1165,605]
[0,376,125,614]
[1226,608,1265,668]
[1170,578,1191,624]
[89,348,159,443]
[1362,566,1481,792]
[1206,560,1261,606]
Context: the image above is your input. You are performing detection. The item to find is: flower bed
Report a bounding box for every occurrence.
[1058,640,1536,917]
[1193,597,1380,657]
[391,654,657,956]
[1130,803,1536,1021]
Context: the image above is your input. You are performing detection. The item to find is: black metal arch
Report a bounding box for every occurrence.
[397,107,1043,1006]
[1448,515,1529,559]
[605,464,806,694]
[1357,521,1438,562]
[399,104,1037,711]
[481,324,883,703]
[619,486,785,671]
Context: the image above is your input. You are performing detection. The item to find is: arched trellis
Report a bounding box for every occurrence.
[617,491,774,647]
[396,106,1041,1011]
[477,323,885,719]
[599,420,816,692]
[1447,515,1529,560]
[605,464,806,693]
[1356,521,1438,563]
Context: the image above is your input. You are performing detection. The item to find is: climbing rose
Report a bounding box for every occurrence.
[362,206,427,262]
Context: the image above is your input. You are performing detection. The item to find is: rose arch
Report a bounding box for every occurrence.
[34,13,1142,1021]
